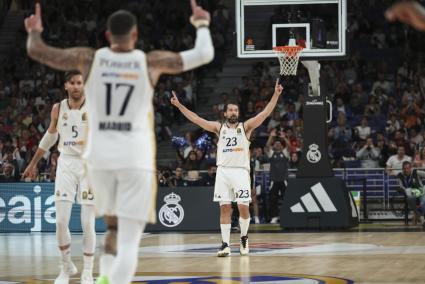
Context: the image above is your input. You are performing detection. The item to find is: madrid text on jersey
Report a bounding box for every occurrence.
[99,121,132,131]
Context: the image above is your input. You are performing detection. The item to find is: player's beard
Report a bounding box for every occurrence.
[227,115,238,124]
[69,91,83,101]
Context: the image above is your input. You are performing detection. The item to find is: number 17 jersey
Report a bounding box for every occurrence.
[216,122,250,171]
[83,47,155,170]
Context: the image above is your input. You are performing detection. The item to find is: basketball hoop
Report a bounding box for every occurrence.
[273,45,304,76]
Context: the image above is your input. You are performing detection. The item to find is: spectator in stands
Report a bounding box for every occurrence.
[409,128,423,147]
[265,129,292,223]
[354,117,371,141]
[413,146,425,168]
[329,113,354,162]
[400,99,422,129]
[364,96,381,116]
[0,162,20,182]
[386,113,401,137]
[202,165,216,186]
[158,168,173,187]
[371,73,391,95]
[333,98,352,120]
[386,146,412,176]
[356,138,380,168]
[394,130,413,155]
[397,161,425,226]
[170,167,187,187]
[289,152,300,169]
[267,110,281,131]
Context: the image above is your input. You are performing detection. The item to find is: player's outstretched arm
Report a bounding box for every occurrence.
[386,1,425,31]
[244,79,284,136]
[147,0,214,86]
[25,3,94,79]
[170,91,220,134]
[22,103,60,180]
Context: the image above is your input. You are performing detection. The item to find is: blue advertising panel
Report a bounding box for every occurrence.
[0,183,106,233]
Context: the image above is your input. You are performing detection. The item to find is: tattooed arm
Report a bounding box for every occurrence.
[25,3,95,79]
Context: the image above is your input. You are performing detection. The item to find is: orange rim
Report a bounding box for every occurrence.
[273,45,303,57]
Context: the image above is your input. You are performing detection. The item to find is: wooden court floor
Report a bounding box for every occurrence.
[1,225,425,284]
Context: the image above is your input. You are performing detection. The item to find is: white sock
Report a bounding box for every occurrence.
[81,205,96,257]
[239,218,250,237]
[83,255,94,271]
[220,224,231,244]
[56,201,73,264]
[60,247,71,263]
[110,217,145,284]
[99,254,115,276]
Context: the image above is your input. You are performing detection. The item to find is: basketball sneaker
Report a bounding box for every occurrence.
[95,276,110,284]
[81,269,94,284]
[240,235,249,255]
[54,261,78,284]
[217,242,231,257]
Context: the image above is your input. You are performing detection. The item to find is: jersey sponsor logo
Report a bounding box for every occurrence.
[63,140,84,146]
[306,143,321,163]
[99,58,141,70]
[99,121,132,131]
[158,192,185,227]
[223,147,244,153]
[237,128,242,134]
[101,72,139,80]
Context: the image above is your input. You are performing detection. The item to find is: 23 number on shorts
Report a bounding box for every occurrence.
[235,189,249,199]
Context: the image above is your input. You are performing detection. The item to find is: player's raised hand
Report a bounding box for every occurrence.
[170,91,180,107]
[24,3,44,33]
[274,79,284,96]
[386,1,425,31]
[190,0,211,27]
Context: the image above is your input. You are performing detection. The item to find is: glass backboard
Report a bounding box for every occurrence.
[236,0,347,59]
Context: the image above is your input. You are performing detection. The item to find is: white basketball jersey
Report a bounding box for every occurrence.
[216,122,250,171]
[83,47,155,170]
[57,99,88,156]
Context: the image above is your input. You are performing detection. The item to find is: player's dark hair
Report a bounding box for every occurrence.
[224,102,239,112]
[64,70,82,82]
[107,10,137,36]
[402,161,411,168]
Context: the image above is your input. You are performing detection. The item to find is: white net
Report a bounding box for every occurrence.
[274,46,303,76]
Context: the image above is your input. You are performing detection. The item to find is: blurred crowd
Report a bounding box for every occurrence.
[0,0,229,182]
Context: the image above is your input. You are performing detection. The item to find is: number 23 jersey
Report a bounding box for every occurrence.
[83,47,155,170]
[216,122,250,171]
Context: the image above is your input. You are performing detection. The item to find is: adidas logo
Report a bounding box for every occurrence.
[290,182,338,213]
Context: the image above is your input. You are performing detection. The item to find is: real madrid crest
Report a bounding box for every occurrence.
[307,143,321,164]
[158,192,184,227]
[62,112,68,120]
[82,112,88,122]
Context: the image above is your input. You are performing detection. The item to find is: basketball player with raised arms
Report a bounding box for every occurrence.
[23,71,96,284]
[24,1,213,283]
[171,79,284,256]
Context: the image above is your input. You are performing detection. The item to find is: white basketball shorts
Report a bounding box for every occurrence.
[55,154,94,205]
[87,167,157,223]
[213,166,251,203]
